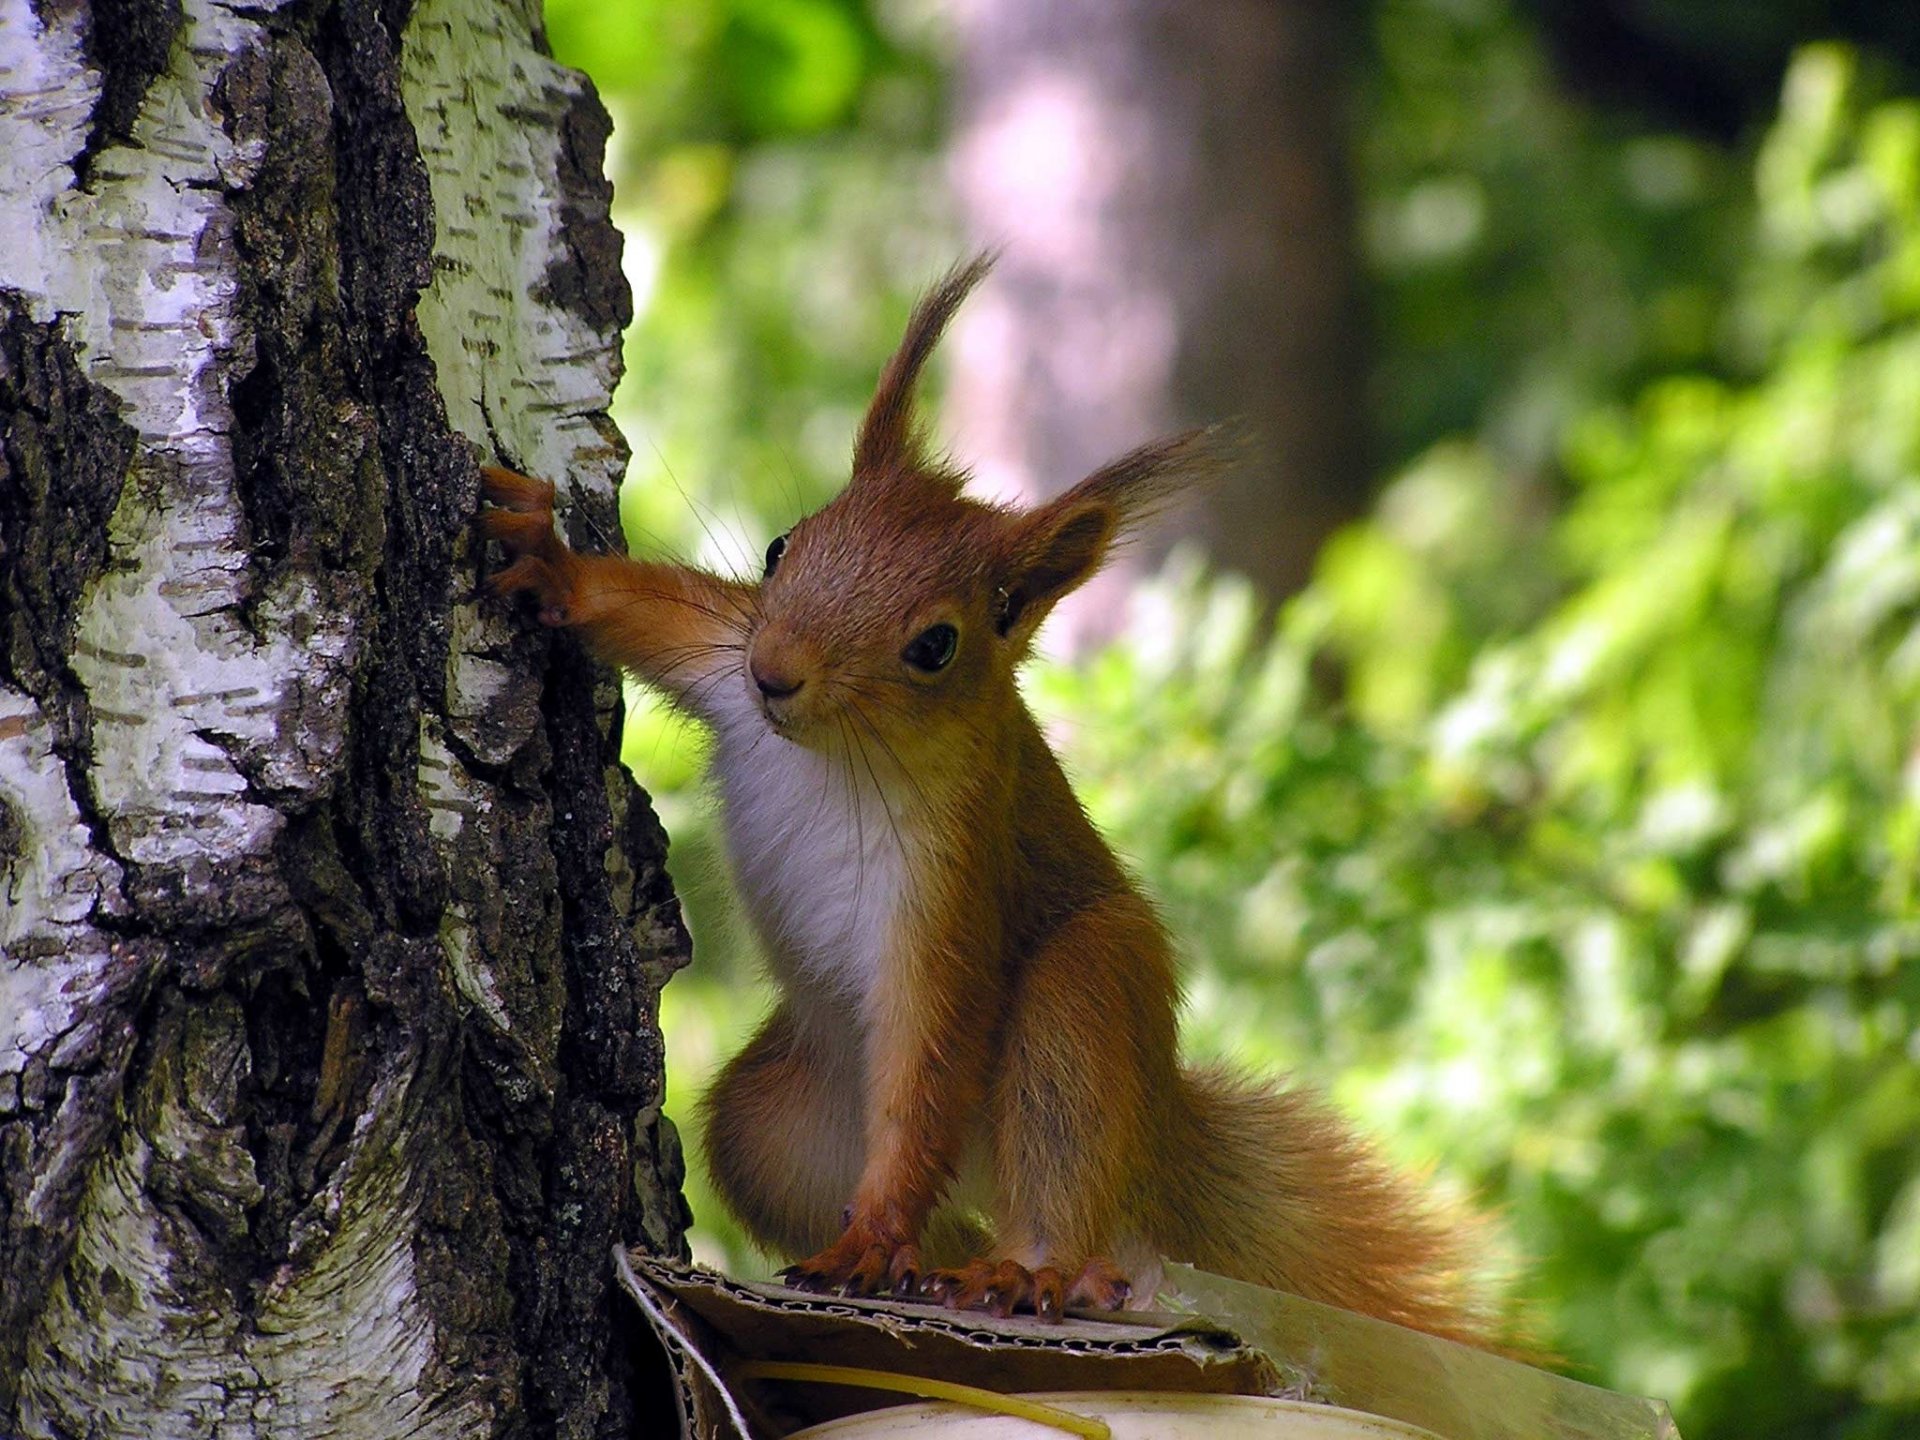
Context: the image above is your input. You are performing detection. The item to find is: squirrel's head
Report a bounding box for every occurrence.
[742,256,1214,768]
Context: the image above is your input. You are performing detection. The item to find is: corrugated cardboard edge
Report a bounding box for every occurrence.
[617,1249,1291,1438]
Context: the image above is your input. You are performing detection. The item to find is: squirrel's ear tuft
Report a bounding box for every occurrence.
[852,253,997,483]
[997,428,1222,644]
[1060,427,1222,537]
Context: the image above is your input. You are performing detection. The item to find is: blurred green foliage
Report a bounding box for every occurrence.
[541,5,1920,1437]
[544,0,953,562]
[1044,48,1920,1437]
[1363,0,1747,469]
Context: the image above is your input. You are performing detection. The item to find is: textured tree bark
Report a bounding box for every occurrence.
[948,0,1368,624]
[0,1,690,1436]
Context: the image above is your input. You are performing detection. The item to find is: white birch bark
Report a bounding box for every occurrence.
[0,0,688,1434]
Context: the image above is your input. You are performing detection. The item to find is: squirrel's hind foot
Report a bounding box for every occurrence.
[920,1256,1130,1321]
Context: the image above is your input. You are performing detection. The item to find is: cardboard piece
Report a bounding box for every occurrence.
[617,1251,1285,1439]
[616,1251,1681,1440]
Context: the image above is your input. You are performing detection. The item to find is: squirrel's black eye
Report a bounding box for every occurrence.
[763,533,789,578]
[903,623,959,673]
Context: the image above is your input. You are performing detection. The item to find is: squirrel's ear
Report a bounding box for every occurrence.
[853,253,996,483]
[997,428,1220,644]
[998,497,1116,640]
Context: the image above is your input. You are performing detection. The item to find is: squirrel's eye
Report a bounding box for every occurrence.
[903,623,959,673]
[763,533,789,578]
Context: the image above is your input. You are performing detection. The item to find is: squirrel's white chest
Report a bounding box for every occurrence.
[713,729,910,1004]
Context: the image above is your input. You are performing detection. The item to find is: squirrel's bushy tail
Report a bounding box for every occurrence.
[1154,1064,1500,1349]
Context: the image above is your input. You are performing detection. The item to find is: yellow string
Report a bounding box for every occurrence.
[737,1360,1113,1439]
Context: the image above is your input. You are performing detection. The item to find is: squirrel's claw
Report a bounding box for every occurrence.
[887,1245,922,1297]
[1067,1257,1131,1311]
[1031,1265,1067,1320]
[775,1261,828,1294]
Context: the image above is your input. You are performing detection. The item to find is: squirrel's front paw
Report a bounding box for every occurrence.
[780,1223,921,1300]
[478,465,571,625]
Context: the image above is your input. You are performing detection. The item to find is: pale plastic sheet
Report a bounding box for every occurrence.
[1162,1264,1681,1440]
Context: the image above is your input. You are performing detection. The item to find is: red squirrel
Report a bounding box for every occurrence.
[480,257,1496,1343]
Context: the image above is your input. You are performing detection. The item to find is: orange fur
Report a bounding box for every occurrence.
[479,466,753,717]
[479,259,1505,1346]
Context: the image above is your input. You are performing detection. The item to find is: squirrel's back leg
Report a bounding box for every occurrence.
[925,893,1180,1316]
[701,1004,864,1260]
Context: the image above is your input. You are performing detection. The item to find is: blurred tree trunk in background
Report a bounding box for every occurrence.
[0,0,688,1436]
[948,0,1367,625]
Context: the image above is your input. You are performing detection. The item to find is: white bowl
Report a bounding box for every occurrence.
[789,1391,1446,1439]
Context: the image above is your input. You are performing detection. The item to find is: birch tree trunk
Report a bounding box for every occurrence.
[0,1,691,1435]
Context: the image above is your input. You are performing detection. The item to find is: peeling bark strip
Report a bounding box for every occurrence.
[0,1,690,1437]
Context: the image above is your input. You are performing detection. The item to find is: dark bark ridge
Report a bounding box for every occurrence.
[0,293,146,1420]
[1,0,690,1434]
[74,0,186,180]
[0,292,135,825]
[532,81,634,343]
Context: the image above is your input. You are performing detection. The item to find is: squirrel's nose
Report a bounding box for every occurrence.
[752,659,804,699]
